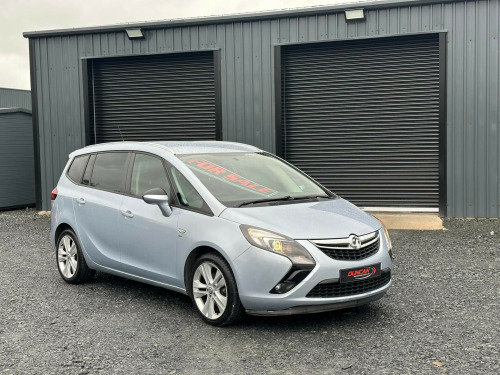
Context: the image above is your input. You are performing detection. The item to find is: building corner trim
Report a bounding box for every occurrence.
[29,39,43,211]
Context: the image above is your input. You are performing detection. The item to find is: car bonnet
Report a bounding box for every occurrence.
[219,198,381,239]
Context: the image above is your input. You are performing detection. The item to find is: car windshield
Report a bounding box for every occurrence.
[178,152,334,207]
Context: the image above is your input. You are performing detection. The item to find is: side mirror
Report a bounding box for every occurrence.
[142,188,172,217]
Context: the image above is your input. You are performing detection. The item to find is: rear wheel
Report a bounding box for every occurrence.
[56,229,95,284]
[191,253,245,326]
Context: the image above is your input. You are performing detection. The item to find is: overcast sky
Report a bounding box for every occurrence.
[1,0,376,90]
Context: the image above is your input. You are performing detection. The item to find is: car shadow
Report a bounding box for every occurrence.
[83,271,388,330]
[240,304,386,330]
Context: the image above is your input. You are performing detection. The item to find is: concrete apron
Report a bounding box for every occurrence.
[370,212,444,230]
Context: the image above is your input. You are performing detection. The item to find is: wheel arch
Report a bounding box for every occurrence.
[183,245,232,298]
[55,222,74,245]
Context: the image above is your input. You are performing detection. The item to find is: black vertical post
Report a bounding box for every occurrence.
[82,59,91,145]
[438,32,447,217]
[274,45,283,157]
[214,50,223,141]
[28,39,42,211]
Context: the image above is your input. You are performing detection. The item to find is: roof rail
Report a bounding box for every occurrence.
[83,141,175,154]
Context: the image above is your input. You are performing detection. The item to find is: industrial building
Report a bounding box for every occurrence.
[0,87,32,110]
[0,88,35,209]
[23,0,500,217]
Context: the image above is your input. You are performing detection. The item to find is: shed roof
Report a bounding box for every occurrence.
[23,0,453,38]
[0,87,30,93]
[0,108,32,115]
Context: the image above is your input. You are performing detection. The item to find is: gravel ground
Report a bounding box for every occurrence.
[0,209,499,375]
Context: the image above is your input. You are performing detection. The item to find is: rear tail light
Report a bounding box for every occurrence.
[51,187,58,200]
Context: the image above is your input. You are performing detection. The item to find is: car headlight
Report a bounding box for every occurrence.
[378,219,392,259]
[240,225,315,266]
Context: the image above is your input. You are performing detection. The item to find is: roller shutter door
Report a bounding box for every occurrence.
[88,51,217,144]
[281,34,441,208]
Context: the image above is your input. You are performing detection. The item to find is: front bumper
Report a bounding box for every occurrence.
[232,232,393,313]
[246,289,388,316]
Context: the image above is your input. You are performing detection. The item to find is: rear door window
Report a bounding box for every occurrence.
[67,155,90,184]
[90,152,129,193]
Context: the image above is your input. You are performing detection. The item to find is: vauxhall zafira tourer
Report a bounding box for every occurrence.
[51,141,393,326]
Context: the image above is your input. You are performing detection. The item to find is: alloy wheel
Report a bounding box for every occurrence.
[192,262,227,320]
[58,234,78,279]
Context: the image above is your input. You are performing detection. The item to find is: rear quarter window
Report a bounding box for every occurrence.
[82,154,96,185]
[67,155,90,184]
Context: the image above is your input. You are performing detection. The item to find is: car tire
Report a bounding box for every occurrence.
[191,252,245,326]
[56,229,95,284]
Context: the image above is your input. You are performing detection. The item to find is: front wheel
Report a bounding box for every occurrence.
[191,253,245,326]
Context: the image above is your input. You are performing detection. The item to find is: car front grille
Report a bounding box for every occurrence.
[310,231,380,261]
[306,271,391,298]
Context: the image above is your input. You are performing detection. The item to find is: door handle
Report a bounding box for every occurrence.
[121,210,134,219]
[76,198,86,205]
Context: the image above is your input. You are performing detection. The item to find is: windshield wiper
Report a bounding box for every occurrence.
[237,196,294,207]
[293,195,331,200]
[237,195,330,207]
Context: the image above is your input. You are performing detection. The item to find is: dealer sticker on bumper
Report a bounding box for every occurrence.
[340,263,381,283]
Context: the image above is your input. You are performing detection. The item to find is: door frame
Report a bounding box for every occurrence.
[81,49,223,146]
[274,32,447,216]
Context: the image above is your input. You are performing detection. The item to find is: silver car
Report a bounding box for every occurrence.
[51,141,393,326]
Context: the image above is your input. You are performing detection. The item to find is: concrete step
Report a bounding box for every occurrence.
[371,213,444,230]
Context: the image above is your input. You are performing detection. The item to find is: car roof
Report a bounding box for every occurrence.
[76,140,261,157]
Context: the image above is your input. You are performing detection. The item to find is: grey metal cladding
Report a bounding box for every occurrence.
[0,88,32,110]
[88,51,217,143]
[0,112,36,208]
[281,34,441,209]
[27,0,500,217]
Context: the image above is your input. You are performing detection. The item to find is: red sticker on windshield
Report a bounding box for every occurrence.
[186,158,277,196]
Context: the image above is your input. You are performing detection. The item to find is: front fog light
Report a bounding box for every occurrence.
[273,282,296,294]
[240,225,315,266]
[270,267,313,294]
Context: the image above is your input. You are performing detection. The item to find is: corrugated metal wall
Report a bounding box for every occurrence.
[0,111,36,208]
[28,0,500,217]
[0,88,31,110]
